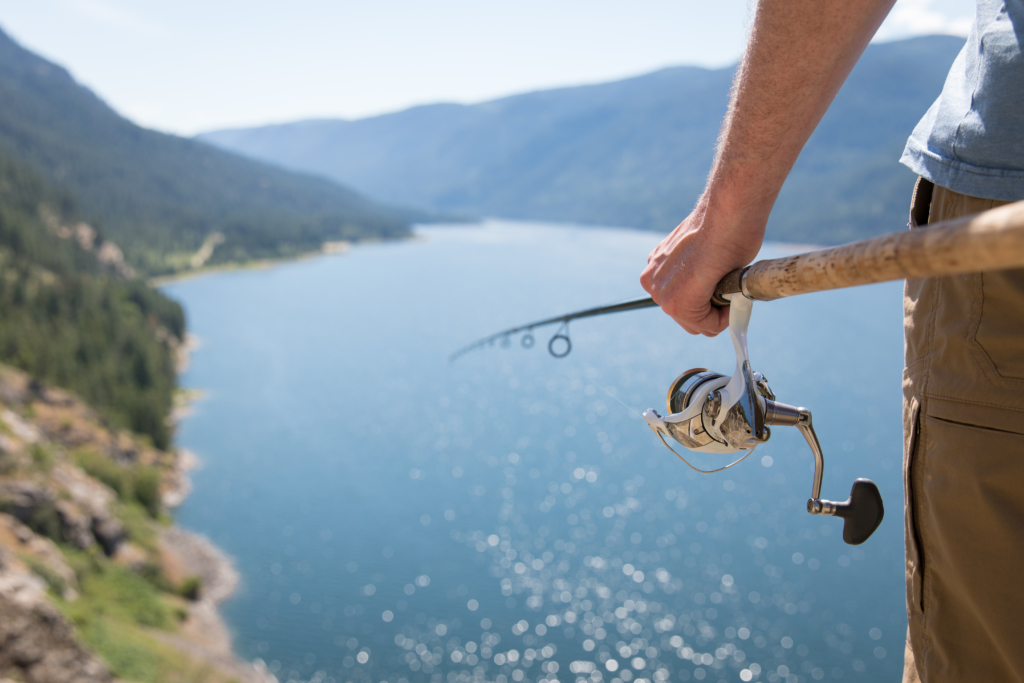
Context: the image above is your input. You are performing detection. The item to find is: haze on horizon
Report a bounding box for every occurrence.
[1,0,972,136]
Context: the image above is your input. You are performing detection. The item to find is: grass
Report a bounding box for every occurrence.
[57,547,235,683]
[22,553,68,596]
[71,613,224,683]
[66,553,172,629]
[117,501,161,553]
[29,443,54,472]
[73,448,164,518]
[74,448,128,497]
[133,468,163,519]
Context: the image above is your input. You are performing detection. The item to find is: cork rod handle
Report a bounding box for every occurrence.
[712,200,1024,304]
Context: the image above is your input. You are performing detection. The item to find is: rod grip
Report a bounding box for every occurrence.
[710,268,745,307]
[710,200,1024,305]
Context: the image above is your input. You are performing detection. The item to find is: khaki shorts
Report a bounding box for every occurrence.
[902,178,1024,682]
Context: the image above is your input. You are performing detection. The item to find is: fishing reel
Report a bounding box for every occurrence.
[642,295,884,545]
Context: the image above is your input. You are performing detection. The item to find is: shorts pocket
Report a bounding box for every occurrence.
[907,411,1024,681]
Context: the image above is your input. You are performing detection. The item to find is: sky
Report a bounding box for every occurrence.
[0,0,974,136]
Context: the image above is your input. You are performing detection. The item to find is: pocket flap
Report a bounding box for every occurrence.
[927,396,1024,436]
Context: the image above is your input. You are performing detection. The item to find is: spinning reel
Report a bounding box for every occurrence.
[642,295,884,545]
[453,292,885,545]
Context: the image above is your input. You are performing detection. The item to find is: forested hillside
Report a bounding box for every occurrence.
[0,150,180,448]
[202,36,965,244]
[0,27,411,276]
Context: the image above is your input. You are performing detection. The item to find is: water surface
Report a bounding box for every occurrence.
[163,221,907,683]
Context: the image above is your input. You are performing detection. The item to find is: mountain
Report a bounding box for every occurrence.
[200,35,965,245]
[0,149,182,448]
[0,27,411,276]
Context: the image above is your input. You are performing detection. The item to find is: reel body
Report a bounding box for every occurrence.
[643,295,884,545]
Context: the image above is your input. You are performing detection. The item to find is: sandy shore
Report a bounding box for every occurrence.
[147,235,378,288]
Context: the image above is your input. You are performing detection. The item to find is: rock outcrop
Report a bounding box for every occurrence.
[0,466,127,557]
[0,547,110,682]
[156,528,278,683]
[0,515,78,601]
[0,363,278,683]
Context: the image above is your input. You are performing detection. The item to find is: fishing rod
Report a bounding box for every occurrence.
[448,297,658,361]
[453,200,1024,546]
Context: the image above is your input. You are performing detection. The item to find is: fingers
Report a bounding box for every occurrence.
[642,267,728,337]
[653,262,729,336]
[642,224,735,337]
[700,305,730,336]
[667,301,729,337]
[639,265,655,298]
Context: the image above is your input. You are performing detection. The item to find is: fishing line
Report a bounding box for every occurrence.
[593,382,644,420]
[654,431,758,474]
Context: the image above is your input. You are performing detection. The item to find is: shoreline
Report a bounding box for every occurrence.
[163,322,278,682]
[148,234,406,288]
[154,527,276,683]
[146,221,824,291]
[162,447,277,682]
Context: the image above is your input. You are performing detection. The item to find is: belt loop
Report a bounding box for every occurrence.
[909,177,934,229]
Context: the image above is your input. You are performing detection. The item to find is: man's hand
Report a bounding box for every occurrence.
[644,0,897,336]
[641,201,762,336]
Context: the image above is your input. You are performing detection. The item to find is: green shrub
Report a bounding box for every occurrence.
[26,502,62,541]
[178,575,202,601]
[138,560,173,593]
[62,545,103,584]
[73,561,170,629]
[132,468,162,518]
[75,449,164,520]
[115,502,158,552]
[29,443,54,472]
[74,449,127,498]
[23,554,68,596]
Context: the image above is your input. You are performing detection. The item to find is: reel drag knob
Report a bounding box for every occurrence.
[809,479,884,545]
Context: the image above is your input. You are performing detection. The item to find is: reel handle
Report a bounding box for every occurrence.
[766,400,884,545]
[809,479,885,545]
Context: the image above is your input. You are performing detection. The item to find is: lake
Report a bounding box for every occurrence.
[162,221,907,683]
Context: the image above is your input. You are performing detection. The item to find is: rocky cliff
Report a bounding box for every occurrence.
[0,521,111,682]
[0,363,274,683]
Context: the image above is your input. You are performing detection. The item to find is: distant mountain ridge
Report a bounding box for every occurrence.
[201,35,966,244]
[0,27,412,275]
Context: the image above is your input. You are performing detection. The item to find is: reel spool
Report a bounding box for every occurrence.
[643,295,884,545]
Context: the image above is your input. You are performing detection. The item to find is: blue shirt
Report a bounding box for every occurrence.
[900,1,1024,200]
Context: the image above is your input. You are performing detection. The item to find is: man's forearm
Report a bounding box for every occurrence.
[641,0,897,335]
[704,0,898,242]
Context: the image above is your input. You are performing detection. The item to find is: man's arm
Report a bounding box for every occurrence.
[641,0,897,336]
